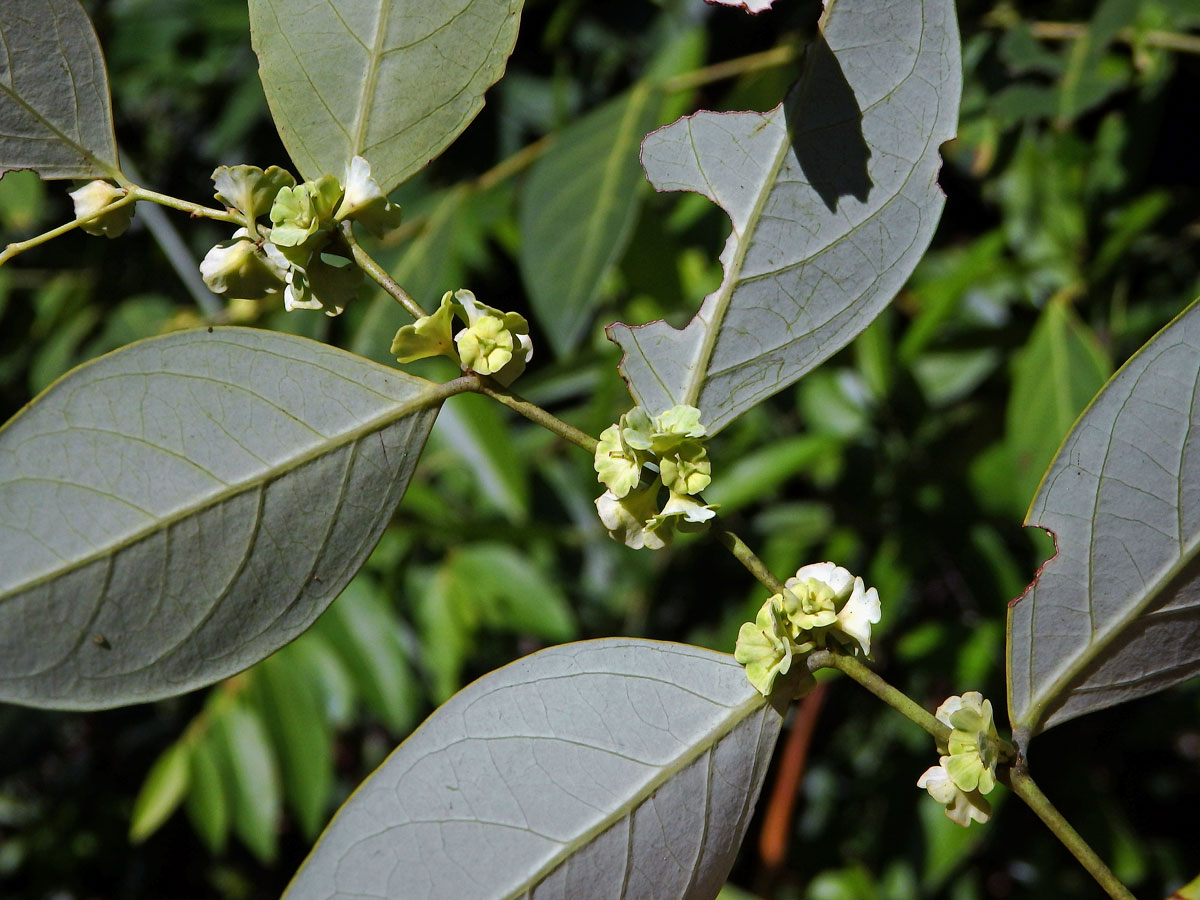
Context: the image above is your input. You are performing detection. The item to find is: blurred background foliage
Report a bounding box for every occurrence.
[1,0,1199,897]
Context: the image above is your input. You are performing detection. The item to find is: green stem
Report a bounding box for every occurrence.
[0,190,140,266]
[1028,20,1200,56]
[130,187,244,225]
[712,523,789,596]
[341,223,428,320]
[808,649,951,745]
[472,378,599,453]
[658,43,800,94]
[1006,766,1137,900]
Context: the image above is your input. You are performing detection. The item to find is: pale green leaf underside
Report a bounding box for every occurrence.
[1008,299,1200,737]
[285,639,783,900]
[609,0,961,433]
[519,86,658,356]
[249,0,522,193]
[0,327,448,710]
[0,0,119,179]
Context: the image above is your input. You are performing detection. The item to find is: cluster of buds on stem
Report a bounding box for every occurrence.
[592,406,717,550]
[917,692,1014,827]
[198,157,401,315]
[734,563,880,698]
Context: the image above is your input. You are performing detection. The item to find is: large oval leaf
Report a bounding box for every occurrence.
[0,327,456,710]
[1007,300,1200,739]
[285,639,784,900]
[249,0,523,193]
[0,0,120,179]
[608,0,961,433]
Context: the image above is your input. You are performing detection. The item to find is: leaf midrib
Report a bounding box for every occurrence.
[351,0,391,160]
[497,688,769,900]
[0,376,460,605]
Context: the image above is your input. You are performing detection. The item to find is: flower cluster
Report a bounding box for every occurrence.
[734,562,881,697]
[390,289,533,386]
[592,406,716,550]
[917,692,1008,827]
[199,158,401,315]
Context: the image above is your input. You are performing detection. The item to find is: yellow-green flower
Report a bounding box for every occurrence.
[594,423,646,498]
[780,562,880,656]
[917,759,992,827]
[595,485,665,550]
[69,180,134,237]
[453,290,532,385]
[199,227,288,299]
[211,164,295,221]
[335,156,402,237]
[936,692,1001,794]
[269,174,342,253]
[390,291,459,363]
[734,598,795,696]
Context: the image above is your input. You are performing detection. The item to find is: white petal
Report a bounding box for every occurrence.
[835,579,880,655]
[793,561,854,598]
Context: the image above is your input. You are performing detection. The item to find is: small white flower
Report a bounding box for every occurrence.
[918,759,992,827]
[834,577,881,656]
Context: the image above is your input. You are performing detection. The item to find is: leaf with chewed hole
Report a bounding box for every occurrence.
[0,0,121,179]
[285,639,785,900]
[608,0,961,433]
[0,327,454,710]
[1008,300,1200,739]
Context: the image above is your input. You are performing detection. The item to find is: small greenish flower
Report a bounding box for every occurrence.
[283,247,360,317]
[69,180,134,237]
[335,156,403,237]
[390,290,460,363]
[734,598,795,696]
[453,290,532,385]
[936,692,1001,794]
[780,562,880,656]
[622,405,707,456]
[269,174,343,253]
[643,490,717,544]
[212,164,295,221]
[917,759,992,827]
[658,440,711,495]
[594,423,647,498]
[199,228,289,299]
[595,485,665,550]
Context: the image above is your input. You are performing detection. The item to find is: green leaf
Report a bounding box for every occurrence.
[0,0,121,179]
[128,741,191,844]
[448,543,576,641]
[250,648,333,840]
[1006,295,1111,514]
[315,576,421,735]
[185,736,230,854]
[608,0,961,433]
[0,327,450,710]
[249,0,523,193]
[212,700,282,864]
[284,639,784,900]
[432,392,529,524]
[1007,299,1200,739]
[518,85,659,356]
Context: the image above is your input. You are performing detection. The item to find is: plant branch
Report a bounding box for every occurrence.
[341,223,428,320]
[658,43,800,94]
[472,377,599,453]
[0,190,142,266]
[130,187,244,225]
[1020,20,1200,56]
[713,523,789,595]
[1005,766,1137,900]
[808,649,951,745]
